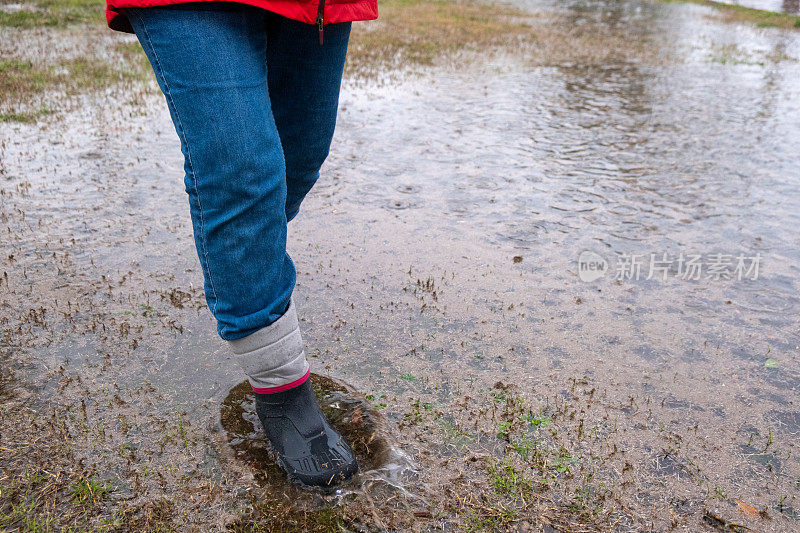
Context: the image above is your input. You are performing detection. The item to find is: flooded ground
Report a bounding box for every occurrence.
[1,0,800,530]
[716,0,799,15]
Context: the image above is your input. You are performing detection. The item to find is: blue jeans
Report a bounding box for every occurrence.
[127,3,351,342]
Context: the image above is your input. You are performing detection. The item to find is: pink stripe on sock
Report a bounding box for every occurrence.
[251,369,310,394]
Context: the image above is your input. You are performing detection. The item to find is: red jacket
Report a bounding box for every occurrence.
[107,0,378,36]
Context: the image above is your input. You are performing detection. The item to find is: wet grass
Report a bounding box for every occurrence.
[64,55,146,87]
[462,501,519,532]
[0,378,228,532]
[67,474,110,506]
[0,59,56,97]
[4,55,147,95]
[396,381,612,530]
[114,39,151,71]
[656,0,800,29]
[0,108,54,122]
[488,457,536,498]
[0,52,150,122]
[231,499,356,533]
[0,412,110,531]
[0,0,104,27]
[346,0,533,74]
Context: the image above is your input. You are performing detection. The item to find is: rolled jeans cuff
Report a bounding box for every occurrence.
[228,299,310,392]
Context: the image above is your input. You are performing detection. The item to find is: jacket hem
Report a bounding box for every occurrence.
[107,0,378,33]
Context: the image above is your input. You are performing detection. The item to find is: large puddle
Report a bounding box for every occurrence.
[2,0,800,529]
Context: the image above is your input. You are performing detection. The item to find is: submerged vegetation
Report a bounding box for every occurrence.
[655,0,800,29]
[0,43,150,122]
[0,55,145,99]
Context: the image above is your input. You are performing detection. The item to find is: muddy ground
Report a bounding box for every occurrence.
[2,0,800,531]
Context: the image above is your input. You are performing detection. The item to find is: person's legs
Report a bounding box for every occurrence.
[264,13,352,222]
[127,3,357,486]
[127,3,293,342]
[128,2,308,391]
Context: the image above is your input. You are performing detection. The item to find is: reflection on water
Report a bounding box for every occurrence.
[332,0,800,321]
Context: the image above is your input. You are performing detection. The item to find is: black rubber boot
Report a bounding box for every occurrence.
[254,379,358,487]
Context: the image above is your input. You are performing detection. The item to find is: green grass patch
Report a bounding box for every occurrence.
[655,0,800,30]
[1,56,144,98]
[0,0,105,27]
[0,59,57,98]
[231,499,356,532]
[463,503,518,532]
[0,9,61,28]
[0,108,53,122]
[64,55,146,87]
[488,457,534,499]
[0,53,150,122]
[67,473,110,506]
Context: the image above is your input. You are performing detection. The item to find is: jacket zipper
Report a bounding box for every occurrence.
[316,0,325,45]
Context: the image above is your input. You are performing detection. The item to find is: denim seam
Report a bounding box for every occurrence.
[132,10,220,315]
